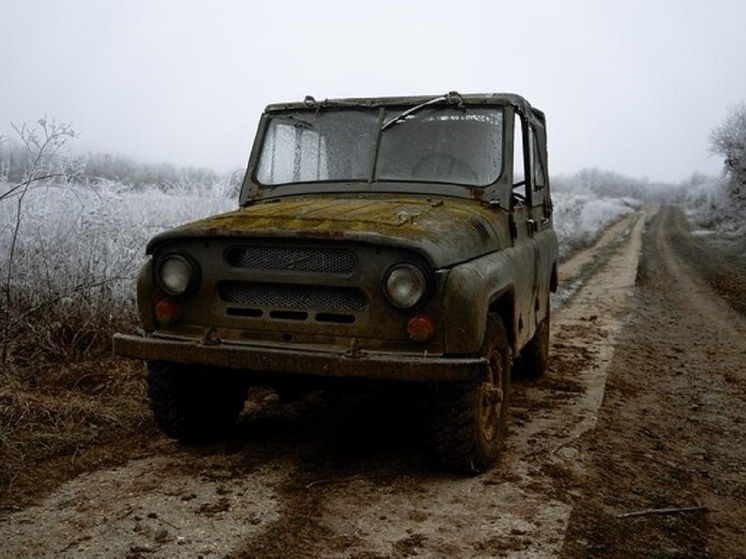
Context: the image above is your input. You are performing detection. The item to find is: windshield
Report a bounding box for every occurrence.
[255,106,504,187]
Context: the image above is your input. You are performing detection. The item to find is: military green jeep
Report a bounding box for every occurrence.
[114,92,559,473]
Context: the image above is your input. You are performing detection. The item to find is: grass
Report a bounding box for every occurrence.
[0,356,152,492]
[0,182,235,501]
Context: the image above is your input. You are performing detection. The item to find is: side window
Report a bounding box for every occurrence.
[531,128,547,188]
[527,126,535,186]
[513,115,525,186]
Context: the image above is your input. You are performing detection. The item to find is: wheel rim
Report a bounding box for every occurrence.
[478,347,505,441]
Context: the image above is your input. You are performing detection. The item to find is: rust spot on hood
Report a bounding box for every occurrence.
[468,187,485,201]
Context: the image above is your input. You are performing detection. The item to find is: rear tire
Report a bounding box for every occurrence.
[431,314,511,474]
[147,361,247,443]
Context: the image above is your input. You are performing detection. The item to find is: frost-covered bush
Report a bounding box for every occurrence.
[681,173,746,236]
[551,170,644,259]
[1,182,235,299]
[0,180,234,365]
[710,103,746,206]
[688,102,746,237]
[552,191,640,259]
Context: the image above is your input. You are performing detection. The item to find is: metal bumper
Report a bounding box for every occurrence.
[113,333,487,383]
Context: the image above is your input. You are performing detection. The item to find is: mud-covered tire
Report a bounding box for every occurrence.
[514,305,550,379]
[430,314,511,474]
[146,361,247,443]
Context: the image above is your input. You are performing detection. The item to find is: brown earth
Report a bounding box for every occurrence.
[561,206,746,558]
[0,205,744,558]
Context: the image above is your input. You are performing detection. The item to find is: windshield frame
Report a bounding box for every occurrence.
[240,94,534,206]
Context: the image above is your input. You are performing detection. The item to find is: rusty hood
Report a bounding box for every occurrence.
[146,196,507,268]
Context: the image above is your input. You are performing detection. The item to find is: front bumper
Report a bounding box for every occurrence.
[113,333,486,383]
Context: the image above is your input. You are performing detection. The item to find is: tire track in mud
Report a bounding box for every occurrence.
[282,208,649,559]
[0,208,649,559]
[561,206,746,558]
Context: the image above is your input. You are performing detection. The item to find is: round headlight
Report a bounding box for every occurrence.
[384,263,428,309]
[157,254,194,296]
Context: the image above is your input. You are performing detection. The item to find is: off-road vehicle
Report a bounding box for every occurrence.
[114,92,559,473]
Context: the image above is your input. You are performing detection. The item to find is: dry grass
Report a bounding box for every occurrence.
[0,182,236,501]
[0,273,157,504]
[0,354,152,492]
[0,279,150,494]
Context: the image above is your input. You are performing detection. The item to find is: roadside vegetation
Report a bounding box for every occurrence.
[1,106,743,496]
[685,103,746,236]
[0,121,237,491]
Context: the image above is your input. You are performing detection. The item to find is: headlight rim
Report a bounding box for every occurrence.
[155,252,200,297]
[383,261,431,310]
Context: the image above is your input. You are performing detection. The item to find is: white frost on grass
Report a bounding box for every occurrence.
[0,178,639,312]
[552,192,640,259]
[0,182,234,308]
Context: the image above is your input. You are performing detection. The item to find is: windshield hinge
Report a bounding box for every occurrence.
[446,91,463,107]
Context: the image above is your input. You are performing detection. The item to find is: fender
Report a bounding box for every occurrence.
[442,243,537,355]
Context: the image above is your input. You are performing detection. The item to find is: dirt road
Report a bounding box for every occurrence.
[1,205,744,558]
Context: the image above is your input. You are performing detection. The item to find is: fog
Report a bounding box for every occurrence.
[1,0,745,182]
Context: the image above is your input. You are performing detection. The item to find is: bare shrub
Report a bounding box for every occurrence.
[1,119,79,364]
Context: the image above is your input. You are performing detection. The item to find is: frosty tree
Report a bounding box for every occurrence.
[710,103,746,205]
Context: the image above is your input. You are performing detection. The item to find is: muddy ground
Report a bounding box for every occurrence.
[1,205,744,558]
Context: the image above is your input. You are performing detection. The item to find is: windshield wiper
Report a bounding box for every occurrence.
[380,91,463,131]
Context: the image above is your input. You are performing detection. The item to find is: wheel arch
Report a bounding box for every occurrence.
[488,289,517,357]
[441,249,522,355]
[550,260,559,293]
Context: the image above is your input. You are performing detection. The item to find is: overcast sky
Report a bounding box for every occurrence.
[1,0,744,183]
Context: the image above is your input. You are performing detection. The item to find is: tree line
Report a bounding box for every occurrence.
[0,123,241,194]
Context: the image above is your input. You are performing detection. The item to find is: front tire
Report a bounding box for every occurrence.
[431,314,511,474]
[147,361,247,443]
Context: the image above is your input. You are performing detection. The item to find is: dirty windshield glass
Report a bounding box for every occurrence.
[256,110,378,185]
[255,106,503,187]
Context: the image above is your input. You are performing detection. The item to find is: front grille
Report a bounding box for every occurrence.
[225,246,356,274]
[218,282,367,312]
